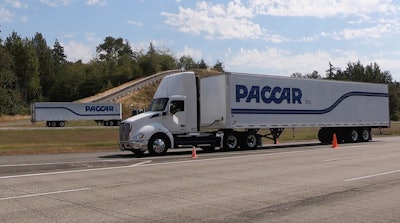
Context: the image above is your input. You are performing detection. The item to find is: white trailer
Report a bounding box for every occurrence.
[119,71,390,156]
[31,102,122,127]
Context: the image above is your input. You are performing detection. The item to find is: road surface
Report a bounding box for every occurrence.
[1,137,400,222]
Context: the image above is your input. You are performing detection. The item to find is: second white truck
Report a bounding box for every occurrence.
[119,71,390,156]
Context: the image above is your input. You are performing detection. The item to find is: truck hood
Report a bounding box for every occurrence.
[123,111,163,124]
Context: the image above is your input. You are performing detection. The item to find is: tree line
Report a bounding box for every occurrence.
[1,31,399,120]
[292,61,400,120]
[0,32,225,115]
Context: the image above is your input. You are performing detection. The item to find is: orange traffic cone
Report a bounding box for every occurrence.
[332,133,339,149]
[191,146,197,159]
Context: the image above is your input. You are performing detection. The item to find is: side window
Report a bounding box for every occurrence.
[170,100,184,114]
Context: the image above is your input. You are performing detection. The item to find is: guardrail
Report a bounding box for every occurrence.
[78,69,181,103]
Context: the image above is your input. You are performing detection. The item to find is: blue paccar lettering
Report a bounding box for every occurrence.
[246,86,260,103]
[236,85,302,104]
[85,105,115,112]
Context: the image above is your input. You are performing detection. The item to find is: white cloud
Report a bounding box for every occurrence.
[176,46,203,60]
[162,1,265,40]
[226,47,356,76]
[127,20,143,26]
[63,41,93,63]
[5,0,28,9]
[40,0,71,7]
[225,47,400,80]
[87,0,106,6]
[250,0,397,18]
[0,6,13,22]
[85,32,101,43]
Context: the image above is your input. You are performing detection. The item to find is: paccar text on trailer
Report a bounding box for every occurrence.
[119,71,389,156]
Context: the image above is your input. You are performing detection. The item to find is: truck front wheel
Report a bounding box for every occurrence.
[148,134,170,156]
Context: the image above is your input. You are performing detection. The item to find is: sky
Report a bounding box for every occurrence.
[1,0,400,80]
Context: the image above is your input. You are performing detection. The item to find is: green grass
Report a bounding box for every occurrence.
[0,128,118,155]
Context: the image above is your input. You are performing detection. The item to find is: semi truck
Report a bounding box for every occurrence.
[119,71,390,156]
[31,102,122,127]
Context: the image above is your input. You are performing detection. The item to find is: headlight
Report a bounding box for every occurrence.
[133,133,145,140]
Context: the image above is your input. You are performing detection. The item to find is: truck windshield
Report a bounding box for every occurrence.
[148,98,169,111]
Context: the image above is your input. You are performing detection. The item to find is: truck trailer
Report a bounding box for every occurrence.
[31,102,122,127]
[119,71,390,156]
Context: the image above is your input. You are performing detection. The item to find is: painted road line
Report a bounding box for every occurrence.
[324,154,373,162]
[0,188,89,201]
[0,160,152,180]
[345,169,400,182]
[0,159,130,168]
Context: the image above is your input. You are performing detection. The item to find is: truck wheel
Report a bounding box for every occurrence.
[361,128,371,142]
[222,132,238,151]
[349,129,359,143]
[241,131,258,150]
[108,120,114,126]
[148,134,170,156]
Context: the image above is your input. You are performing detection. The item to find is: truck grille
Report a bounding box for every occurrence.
[119,122,131,141]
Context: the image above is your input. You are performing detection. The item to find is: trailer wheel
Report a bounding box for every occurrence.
[241,131,258,150]
[51,121,57,127]
[349,129,359,143]
[361,128,371,142]
[222,132,238,151]
[58,121,65,127]
[148,134,170,156]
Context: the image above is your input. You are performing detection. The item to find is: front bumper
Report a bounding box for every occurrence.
[119,140,148,151]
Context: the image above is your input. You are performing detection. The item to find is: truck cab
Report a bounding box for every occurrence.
[119,72,199,155]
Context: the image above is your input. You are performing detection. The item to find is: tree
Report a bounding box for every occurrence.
[178,55,197,70]
[0,44,19,115]
[4,32,41,102]
[32,32,54,99]
[291,71,321,79]
[213,60,224,72]
[197,58,207,69]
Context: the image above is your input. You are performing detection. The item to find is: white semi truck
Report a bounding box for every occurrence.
[119,71,390,156]
[31,102,122,127]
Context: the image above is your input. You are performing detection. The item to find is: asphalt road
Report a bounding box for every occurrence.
[1,137,400,222]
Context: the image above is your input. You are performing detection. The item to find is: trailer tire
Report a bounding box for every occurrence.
[361,128,371,142]
[58,121,65,127]
[148,134,170,156]
[222,132,238,151]
[51,121,57,127]
[348,129,359,143]
[241,131,258,150]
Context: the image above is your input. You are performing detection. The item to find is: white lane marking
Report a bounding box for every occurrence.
[0,160,152,180]
[0,148,325,179]
[345,169,400,182]
[0,159,129,168]
[0,188,89,201]
[324,154,372,162]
